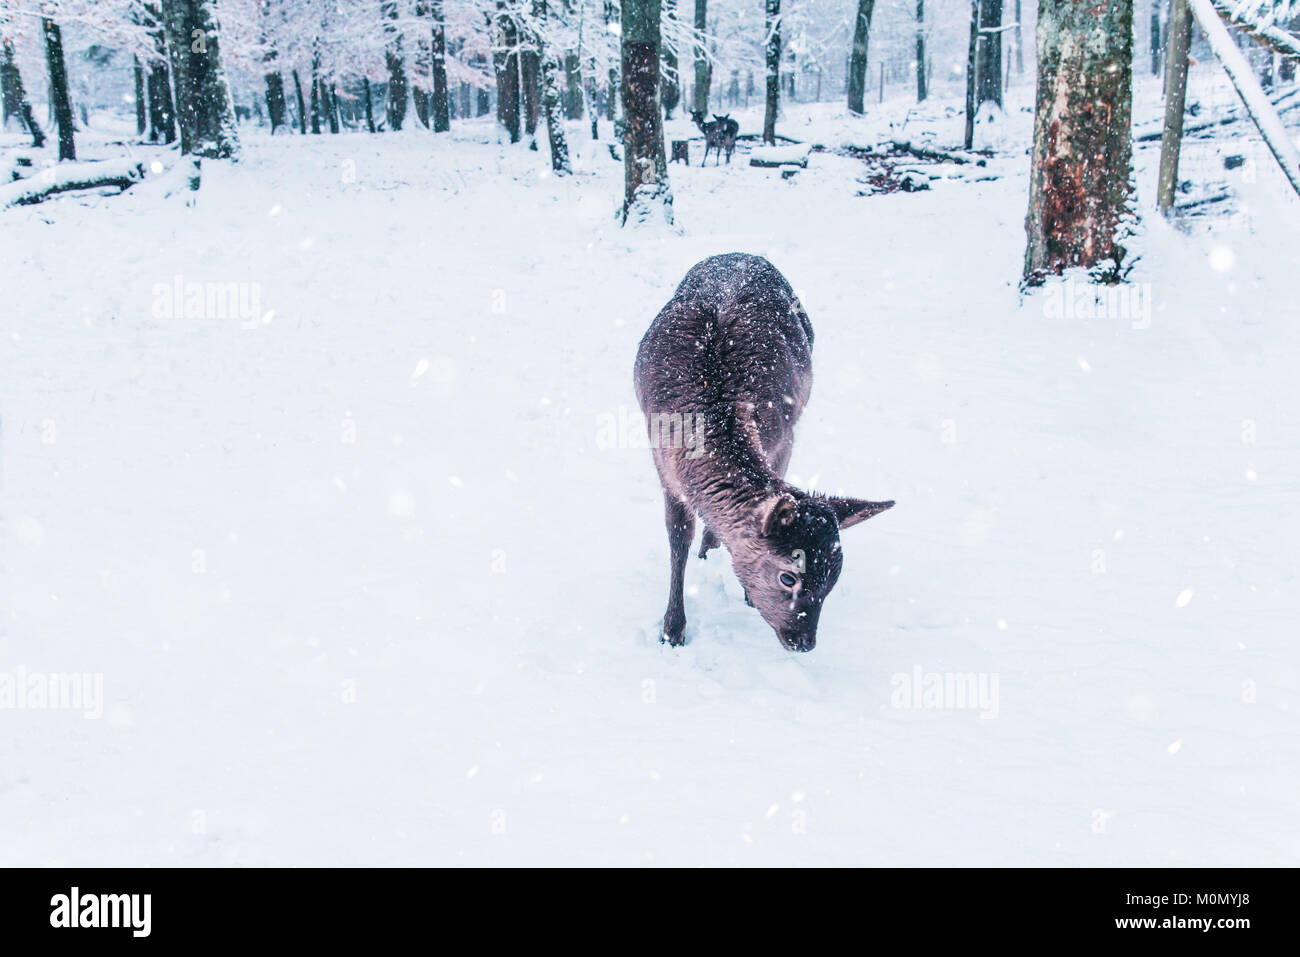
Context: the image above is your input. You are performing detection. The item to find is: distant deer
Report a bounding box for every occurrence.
[690,110,734,166]
[714,114,738,163]
[634,254,894,652]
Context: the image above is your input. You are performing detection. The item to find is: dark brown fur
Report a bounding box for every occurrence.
[634,254,893,652]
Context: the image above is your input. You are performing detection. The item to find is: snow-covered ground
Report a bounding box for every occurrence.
[2,68,1299,866]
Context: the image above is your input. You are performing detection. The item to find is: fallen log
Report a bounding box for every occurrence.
[0,157,145,209]
[890,139,990,166]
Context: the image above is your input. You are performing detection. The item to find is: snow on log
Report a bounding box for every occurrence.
[890,139,990,166]
[0,157,146,209]
[1209,0,1300,61]
[749,144,812,168]
[1191,0,1300,197]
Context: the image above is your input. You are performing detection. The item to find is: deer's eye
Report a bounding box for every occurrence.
[779,572,797,588]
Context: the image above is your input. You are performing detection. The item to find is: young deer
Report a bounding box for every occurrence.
[633,254,893,652]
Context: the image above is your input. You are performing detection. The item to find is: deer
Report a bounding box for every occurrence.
[633,254,894,653]
[690,110,726,166]
[714,114,739,163]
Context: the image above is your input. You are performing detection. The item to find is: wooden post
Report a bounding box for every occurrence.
[1157,0,1193,215]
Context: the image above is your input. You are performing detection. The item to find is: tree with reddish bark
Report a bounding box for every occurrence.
[1023,0,1134,283]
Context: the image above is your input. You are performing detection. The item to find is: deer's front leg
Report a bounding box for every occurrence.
[661,493,695,646]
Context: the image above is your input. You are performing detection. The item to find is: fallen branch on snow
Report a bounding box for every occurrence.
[0,157,146,209]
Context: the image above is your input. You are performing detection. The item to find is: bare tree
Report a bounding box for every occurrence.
[621,0,673,225]
[763,0,780,142]
[846,0,875,114]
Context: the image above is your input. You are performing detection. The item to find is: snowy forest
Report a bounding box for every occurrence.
[2,0,1298,867]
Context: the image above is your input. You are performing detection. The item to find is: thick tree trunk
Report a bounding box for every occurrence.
[1150,7,1162,76]
[383,1,408,130]
[1024,0,1134,282]
[976,0,1003,108]
[430,0,451,131]
[495,4,522,142]
[534,1,571,173]
[964,0,978,148]
[42,17,75,160]
[691,0,708,113]
[621,0,673,224]
[163,0,239,158]
[846,0,874,114]
[2,37,46,147]
[564,51,583,118]
[522,47,541,135]
[763,0,780,143]
[134,56,147,134]
[915,0,927,101]
[326,81,340,133]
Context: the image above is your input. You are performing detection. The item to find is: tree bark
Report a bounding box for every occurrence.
[292,70,307,133]
[534,0,571,174]
[2,37,46,147]
[163,0,240,158]
[42,17,75,160]
[134,56,147,134]
[495,3,522,142]
[363,76,376,132]
[964,0,979,148]
[691,0,708,113]
[915,0,927,101]
[522,46,541,135]
[1024,0,1134,282]
[763,0,780,142]
[621,0,672,223]
[662,0,680,118]
[976,0,1003,109]
[383,0,408,130]
[265,72,286,133]
[430,0,451,131]
[846,0,874,114]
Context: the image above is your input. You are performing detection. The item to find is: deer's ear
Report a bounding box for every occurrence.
[758,492,799,537]
[828,497,894,530]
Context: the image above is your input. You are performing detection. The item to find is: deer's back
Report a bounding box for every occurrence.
[634,254,814,475]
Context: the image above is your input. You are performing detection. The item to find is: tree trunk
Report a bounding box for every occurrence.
[976,0,1003,109]
[621,0,673,224]
[134,56,147,135]
[265,72,286,133]
[534,1,571,174]
[522,47,541,136]
[363,76,376,132]
[1014,0,1025,74]
[1024,0,1134,282]
[383,0,408,130]
[1157,0,1193,213]
[915,0,927,101]
[292,70,307,133]
[2,37,46,147]
[1150,7,1162,76]
[496,4,522,142]
[327,82,340,133]
[846,0,874,114]
[662,0,680,118]
[430,0,451,131]
[964,0,979,148]
[692,0,708,113]
[763,0,781,143]
[564,51,583,118]
[42,17,75,160]
[163,0,240,158]
[310,73,322,133]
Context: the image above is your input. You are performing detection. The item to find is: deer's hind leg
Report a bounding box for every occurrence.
[661,492,696,646]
